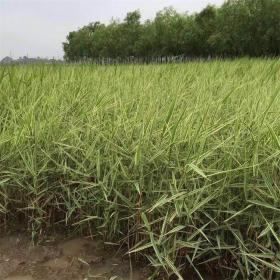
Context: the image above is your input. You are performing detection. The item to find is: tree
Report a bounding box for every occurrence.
[63,1,280,61]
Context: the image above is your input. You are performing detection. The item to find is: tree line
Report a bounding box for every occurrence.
[63,0,280,61]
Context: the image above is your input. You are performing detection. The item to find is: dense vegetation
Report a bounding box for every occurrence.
[63,0,280,61]
[1,60,280,279]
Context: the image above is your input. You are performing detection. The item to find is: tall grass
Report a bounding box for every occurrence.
[0,59,280,279]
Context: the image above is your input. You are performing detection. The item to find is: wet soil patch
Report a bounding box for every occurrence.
[0,234,147,280]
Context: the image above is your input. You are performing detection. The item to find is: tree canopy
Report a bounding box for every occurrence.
[63,0,280,61]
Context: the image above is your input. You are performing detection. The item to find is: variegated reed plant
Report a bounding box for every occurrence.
[0,59,279,279]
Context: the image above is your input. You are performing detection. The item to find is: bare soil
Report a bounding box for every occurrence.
[0,234,147,280]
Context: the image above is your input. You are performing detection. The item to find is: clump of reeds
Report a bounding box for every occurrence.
[0,59,279,279]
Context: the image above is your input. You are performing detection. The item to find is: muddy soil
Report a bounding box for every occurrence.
[0,234,147,280]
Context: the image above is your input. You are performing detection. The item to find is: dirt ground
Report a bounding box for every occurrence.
[0,234,147,280]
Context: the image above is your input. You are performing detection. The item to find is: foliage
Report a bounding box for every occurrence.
[63,0,280,61]
[1,60,280,279]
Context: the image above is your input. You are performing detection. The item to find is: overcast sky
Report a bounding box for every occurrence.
[0,0,224,59]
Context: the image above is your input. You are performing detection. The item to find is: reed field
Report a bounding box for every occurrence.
[0,59,280,279]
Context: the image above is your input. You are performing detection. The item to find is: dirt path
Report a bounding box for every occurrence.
[0,234,146,280]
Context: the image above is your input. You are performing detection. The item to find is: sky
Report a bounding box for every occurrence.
[0,0,224,60]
